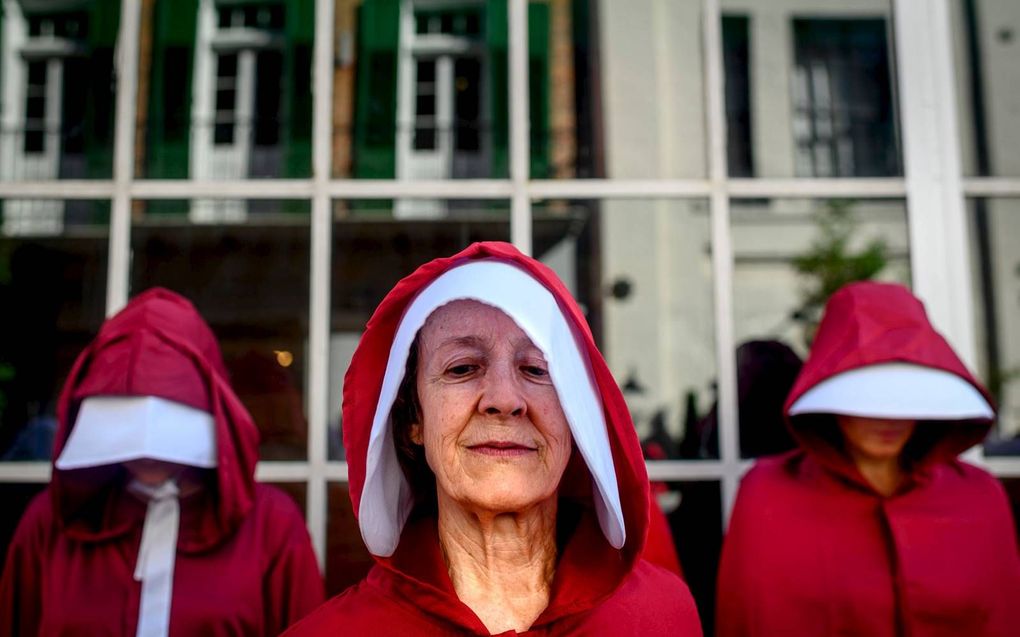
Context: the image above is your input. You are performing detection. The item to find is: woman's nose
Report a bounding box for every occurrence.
[478,363,526,417]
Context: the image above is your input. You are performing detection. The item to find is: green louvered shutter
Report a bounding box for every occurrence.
[147,0,198,180]
[284,0,313,178]
[83,0,119,178]
[528,1,549,177]
[486,0,508,178]
[353,0,400,178]
[486,1,547,178]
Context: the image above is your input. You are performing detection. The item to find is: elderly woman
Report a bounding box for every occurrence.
[0,288,323,636]
[716,282,1020,637]
[287,242,701,635]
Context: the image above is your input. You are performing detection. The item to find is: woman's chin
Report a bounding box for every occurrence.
[453,479,557,514]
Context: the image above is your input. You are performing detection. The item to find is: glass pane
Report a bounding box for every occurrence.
[137,0,313,178]
[541,0,707,178]
[968,198,1020,454]
[0,1,119,180]
[328,198,511,459]
[999,478,1020,537]
[731,198,910,458]
[0,199,109,460]
[130,198,311,460]
[326,482,374,596]
[333,0,504,179]
[661,481,722,637]
[534,198,717,459]
[720,1,902,178]
[0,483,47,573]
[953,0,1020,177]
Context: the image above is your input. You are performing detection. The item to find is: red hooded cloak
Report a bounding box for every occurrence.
[0,288,323,636]
[716,282,1020,637]
[285,242,701,635]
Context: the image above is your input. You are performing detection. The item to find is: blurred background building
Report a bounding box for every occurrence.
[0,0,1017,633]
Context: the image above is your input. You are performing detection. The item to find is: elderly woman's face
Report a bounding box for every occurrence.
[412,300,573,513]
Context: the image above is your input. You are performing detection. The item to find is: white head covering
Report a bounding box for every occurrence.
[56,395,217,637]
[788,362,994,420]
[55,395,217,470]
[359,259,625,557]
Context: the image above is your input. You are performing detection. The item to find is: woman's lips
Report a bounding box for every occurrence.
[467,442,537,457]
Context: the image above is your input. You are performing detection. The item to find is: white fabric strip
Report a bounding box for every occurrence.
[360,259,625,556]
[129,479,181,637]
[57,396,217,470]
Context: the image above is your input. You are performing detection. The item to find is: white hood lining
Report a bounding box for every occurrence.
[788,362,994,420]
[56,395,218,470]
[359,259,624,557]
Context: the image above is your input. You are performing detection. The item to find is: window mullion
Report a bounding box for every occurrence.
[306,0,336,571]
[107,0,142,316]
[893,0,975,366]
[509,0,531,253]
[703,0,741,527]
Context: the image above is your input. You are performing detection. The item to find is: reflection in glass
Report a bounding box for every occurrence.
[0,200,109,461]
[326,482,374,596]
[723,15,753,177]
[130,199,311,460]
[333,0,506,179]
[139,0,313,179]
[0,484,47,572]
[328,199,511,459]
[660,481,722,637]
[721,1,901,178]
[0,0,119,180]
[791,19,899,177]
[999,478,1020,536]
[953,0,1020,177]
[591,0,707,178]
[968,199,1020,454]
[731,198,910,457]
[534,199,717,459]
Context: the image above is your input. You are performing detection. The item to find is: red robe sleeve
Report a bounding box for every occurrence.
[0,494,50,637]
[259,489,325,634]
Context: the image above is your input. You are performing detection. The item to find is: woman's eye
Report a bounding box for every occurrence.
[445,364,477,377]
[521,365,549,379]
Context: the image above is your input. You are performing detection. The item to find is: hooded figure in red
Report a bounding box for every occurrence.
[285,242,701,635]
[716,281,1020,637]
[0,288,323,636]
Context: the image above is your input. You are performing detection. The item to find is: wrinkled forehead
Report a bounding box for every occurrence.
[417,299,546,359]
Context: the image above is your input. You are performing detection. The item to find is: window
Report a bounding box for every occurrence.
[413,59,438,151]
[791,18,899,177]
[2,0,1017,617]
[23,62,48,155]
[214,53,239,146]
[397,3,490,182]
[722,15,753,178]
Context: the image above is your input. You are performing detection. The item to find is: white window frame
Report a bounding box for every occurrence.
[1,0,1019,576]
